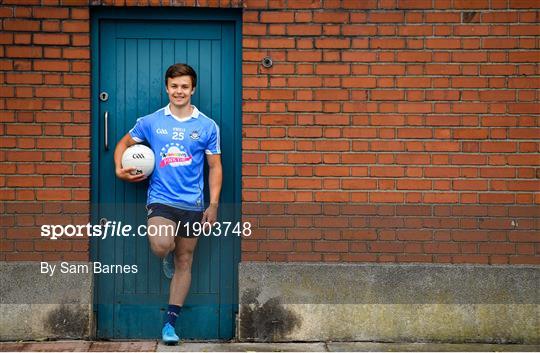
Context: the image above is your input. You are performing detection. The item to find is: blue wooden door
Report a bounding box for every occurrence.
[91,10,241,340]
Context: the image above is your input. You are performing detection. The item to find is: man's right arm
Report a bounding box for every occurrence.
[114,133,147,182]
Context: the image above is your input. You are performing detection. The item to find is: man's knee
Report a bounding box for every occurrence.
[150,241,175,258]
[147,216,176,257]
[175,251,194,272]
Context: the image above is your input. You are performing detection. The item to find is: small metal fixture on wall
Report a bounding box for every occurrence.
[262,56,273,68]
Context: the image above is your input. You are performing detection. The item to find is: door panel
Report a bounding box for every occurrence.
[93,18,239,339]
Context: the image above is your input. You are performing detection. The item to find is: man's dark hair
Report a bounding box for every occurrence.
[165,63,197,88]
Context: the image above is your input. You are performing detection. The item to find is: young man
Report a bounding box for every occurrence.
[114,63,222,344]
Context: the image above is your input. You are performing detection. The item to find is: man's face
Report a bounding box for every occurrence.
[166,75,195,108]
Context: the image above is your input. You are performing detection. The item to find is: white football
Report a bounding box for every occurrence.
[121,144,155,176]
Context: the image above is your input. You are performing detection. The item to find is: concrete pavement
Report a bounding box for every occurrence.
[0,340,538,352]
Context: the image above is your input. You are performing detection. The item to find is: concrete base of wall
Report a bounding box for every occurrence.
[238,263,539,344]
[0,262,93,341]
[2,261,538,343]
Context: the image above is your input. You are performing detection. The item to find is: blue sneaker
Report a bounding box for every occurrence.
[163,252,175,279]
[162,323,179,345]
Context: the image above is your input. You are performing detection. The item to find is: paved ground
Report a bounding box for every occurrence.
[0,341,538,352]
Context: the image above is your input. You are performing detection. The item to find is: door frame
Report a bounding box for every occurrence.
[89,7,242,339]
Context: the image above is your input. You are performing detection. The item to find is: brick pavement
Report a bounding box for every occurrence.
[0,341,155,352]
[0,340,538,352]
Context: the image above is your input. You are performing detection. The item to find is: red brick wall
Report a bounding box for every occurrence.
[1,2,94,261]
[241,0,540,264]
[1,0,538,265]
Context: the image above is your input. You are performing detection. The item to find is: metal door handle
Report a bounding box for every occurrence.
[104,111,109,150]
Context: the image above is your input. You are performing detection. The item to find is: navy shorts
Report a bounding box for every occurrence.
[146,203,203,238]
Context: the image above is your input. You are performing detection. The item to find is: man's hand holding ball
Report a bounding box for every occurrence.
[117,144,155,183]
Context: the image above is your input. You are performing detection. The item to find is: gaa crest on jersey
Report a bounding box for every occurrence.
[189,130,200,140]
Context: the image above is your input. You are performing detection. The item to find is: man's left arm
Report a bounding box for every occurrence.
[202,154,222,225]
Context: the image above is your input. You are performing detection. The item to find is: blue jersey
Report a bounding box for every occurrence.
[129,104,220,211]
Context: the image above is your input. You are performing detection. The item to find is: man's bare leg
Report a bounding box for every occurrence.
[146,215,198,305]
[147,216,192,344]
[169,236,198,306]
